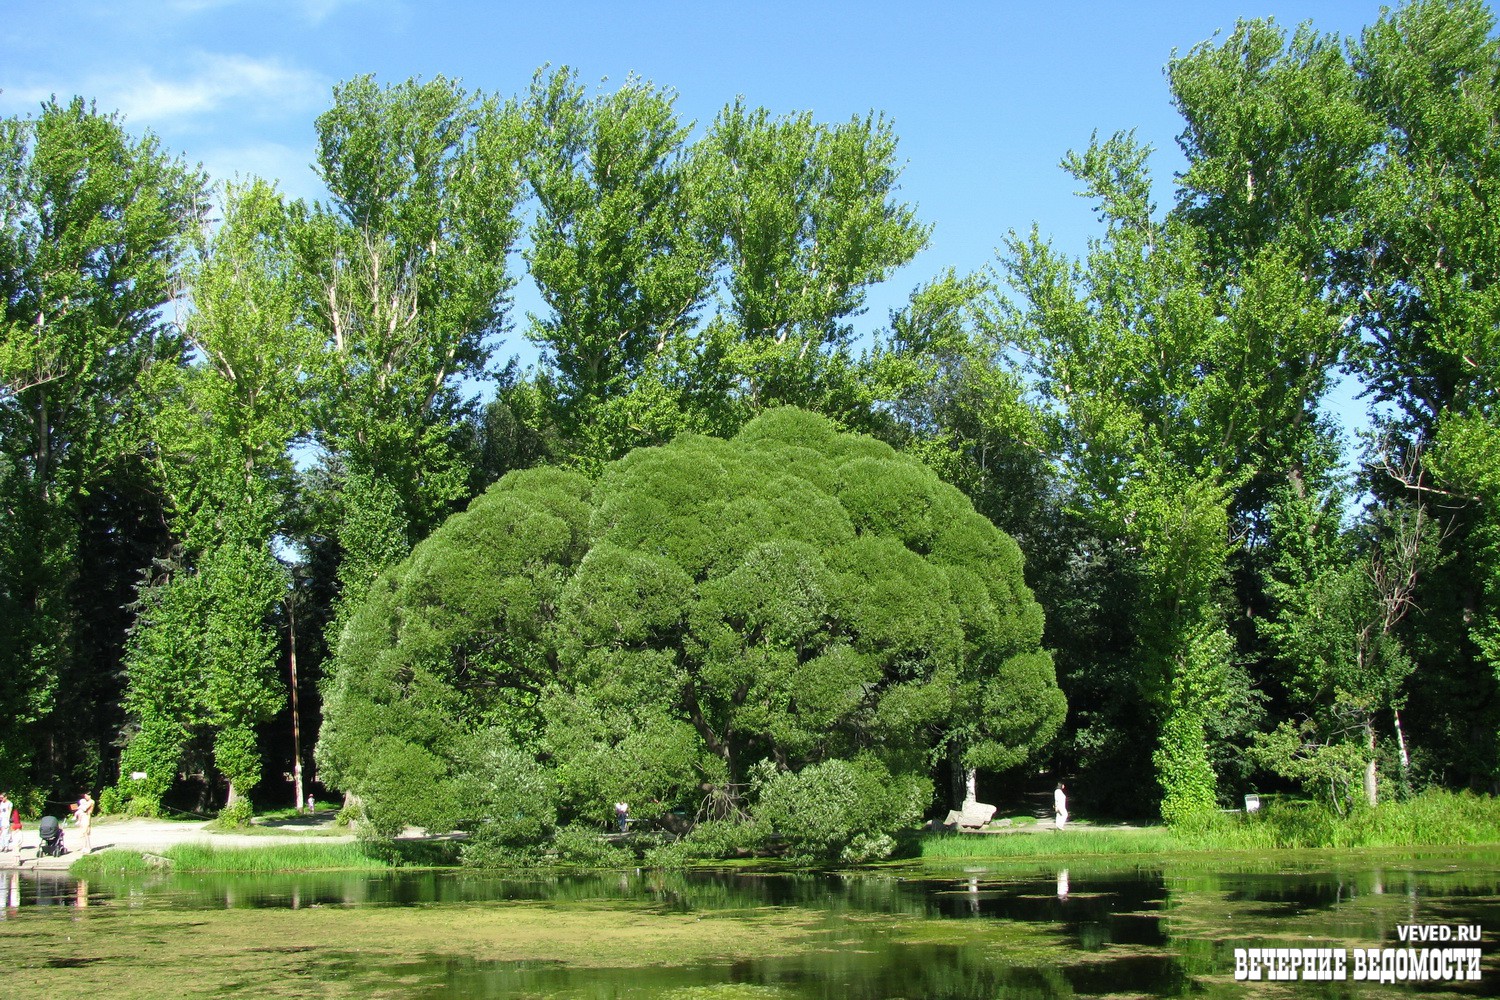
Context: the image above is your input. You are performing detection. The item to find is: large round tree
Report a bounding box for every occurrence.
[317,408,1063,855]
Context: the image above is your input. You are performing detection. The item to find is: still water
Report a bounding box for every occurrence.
[1,850,1496,998]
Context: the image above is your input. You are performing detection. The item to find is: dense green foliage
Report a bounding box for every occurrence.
[0,98,206,794]
[318,410,1062,859]
[0,1,1496,845]
[965,0,1500,821]
[120,181,314,818]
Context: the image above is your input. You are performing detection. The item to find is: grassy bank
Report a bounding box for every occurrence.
[921,826,1177,861]
[1178,789,1500,850]
[71,841,391,877]
[919,790,1500,861]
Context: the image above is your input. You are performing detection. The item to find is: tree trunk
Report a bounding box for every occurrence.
[947,744,965,809]
[289,593,305,813]
[1393,708,1410,785]
[1363,717,1379,807]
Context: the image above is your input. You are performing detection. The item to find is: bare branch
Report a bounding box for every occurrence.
[1376,436,1481,504]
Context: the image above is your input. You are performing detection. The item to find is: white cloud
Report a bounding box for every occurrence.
[165,0,377,24]
[2,52,326,129]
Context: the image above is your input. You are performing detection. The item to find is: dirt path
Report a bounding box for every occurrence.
[0,812,355,871]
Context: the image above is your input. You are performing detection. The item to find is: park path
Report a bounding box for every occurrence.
[0,812,354,871]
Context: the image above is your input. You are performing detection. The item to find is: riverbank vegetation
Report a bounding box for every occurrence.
[320,411,1063,864]
[2,0,1497,856]
[922,790,1500,860]
[70,841,391,877]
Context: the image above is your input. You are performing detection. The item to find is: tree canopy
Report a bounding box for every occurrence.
[317,408,1063,857]
[2,0,1497,838]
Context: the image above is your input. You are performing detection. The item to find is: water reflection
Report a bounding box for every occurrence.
[1,852,1497,998]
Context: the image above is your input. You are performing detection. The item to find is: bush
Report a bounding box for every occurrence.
[460,836,545,869]
[357,836,462,867]
[640,839,693,869]
[453,731,559,847]
[359,737,452,837]
[752,757,929,863]
[840,832,897,864]
[215,799,253,828]
[682,818,766,858]
[550,823,634,868]
[320,410,1061,851]
[335,802,362,827]
[97,786,124,818]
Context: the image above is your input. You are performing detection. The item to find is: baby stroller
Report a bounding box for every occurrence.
[36,816,65,857]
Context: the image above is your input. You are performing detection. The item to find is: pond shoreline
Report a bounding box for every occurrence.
[0,813,355,871]
[4,847,1497,999]
[7,811,1497,874]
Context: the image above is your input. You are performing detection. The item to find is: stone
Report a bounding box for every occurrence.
[943,800,997,830]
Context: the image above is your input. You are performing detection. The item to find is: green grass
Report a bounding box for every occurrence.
[70,841,392,877]
[215,822,350,837]
[919,789,1500,861]
[1176,788,1500,851]
[921,826,1179,860]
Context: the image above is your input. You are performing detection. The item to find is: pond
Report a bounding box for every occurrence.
[1,849,1496,998]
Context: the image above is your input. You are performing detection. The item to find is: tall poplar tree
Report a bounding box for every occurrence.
[0,98,205,792]
[993,131,1344,823]
[1167,0,1500,788]
[296,76,527,621]
[697,103,930,419]
[521,68,715,464]
[1352,1,1500,765]
[121,181,314,817]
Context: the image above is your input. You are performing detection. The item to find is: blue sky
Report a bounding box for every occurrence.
[1,0,1395,400]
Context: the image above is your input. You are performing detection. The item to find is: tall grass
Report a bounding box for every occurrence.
[919,790,1500,860]
[1176,789,1500,851]
[71,841,390,877]
[921,827,1179,861]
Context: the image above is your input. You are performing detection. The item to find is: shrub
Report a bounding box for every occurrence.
[641,839,693,869]
[841,832,896,864]
[549,823,634,868]
[97,786,124,818]
[752,757,929,863]
[682,818,766,858]
[319,410,1061,851]
[452,731,559,847]
[215,799,253,828]
[335,802,362,827]
[460,836,545,869]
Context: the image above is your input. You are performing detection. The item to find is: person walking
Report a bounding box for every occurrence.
[74,792,94,854]
[0,794,11,852]
[1054,782,1068,830]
